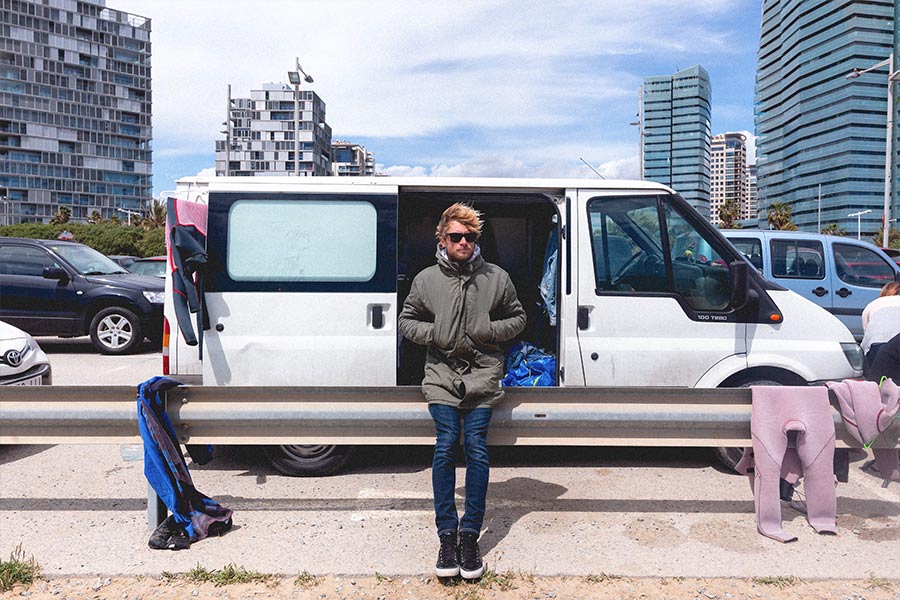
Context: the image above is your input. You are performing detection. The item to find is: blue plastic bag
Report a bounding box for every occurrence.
[502,341,557,387]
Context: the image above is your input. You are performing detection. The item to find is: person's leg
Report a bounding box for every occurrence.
[429,404,461,535]
[459,407,492,534]
[459,406,491,579]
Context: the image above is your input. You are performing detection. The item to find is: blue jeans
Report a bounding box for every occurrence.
[429,404,492,536]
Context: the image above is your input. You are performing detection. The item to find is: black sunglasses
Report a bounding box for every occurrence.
[446,232,478,243]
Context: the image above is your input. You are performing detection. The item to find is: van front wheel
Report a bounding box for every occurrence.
[264,444,355,476]
[715,376,791,471]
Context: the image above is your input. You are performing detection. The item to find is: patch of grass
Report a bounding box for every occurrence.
[183,563,274,587]
[375,571,391,583]
[0,545,40,592]
[864,574,896,591]
[294,570,318,588]
[453,586,483,600]
[585,572,623,584]
[478,567,517,591]
[160,571,178,581]
[752,576,802,588]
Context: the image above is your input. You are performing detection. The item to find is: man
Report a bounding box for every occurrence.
[398,203,526,579]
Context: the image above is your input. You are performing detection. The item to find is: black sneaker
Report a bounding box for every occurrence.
[435,531,459,577]
[458,531,483,579]
[148,515,191,551]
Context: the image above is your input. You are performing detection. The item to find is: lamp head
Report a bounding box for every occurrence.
[287,71,302,85]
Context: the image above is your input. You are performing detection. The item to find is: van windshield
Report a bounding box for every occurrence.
[49,244,129,275]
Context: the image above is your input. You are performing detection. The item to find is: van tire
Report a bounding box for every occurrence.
[264,444,355,476]
[715,377,786,472]
[89,306,143,355]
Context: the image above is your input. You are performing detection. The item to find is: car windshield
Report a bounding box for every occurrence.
[129,259,166,278]
[49,244,129,275]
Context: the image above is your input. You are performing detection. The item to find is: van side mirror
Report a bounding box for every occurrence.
[730,260,750,310]
[42,267,69,283]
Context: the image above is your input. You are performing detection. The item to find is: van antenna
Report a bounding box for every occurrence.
[579,157,606,179]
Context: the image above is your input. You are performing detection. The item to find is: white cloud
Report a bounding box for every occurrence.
[375,154,640,180]
[194,167,216,178]
[115,0,753,167]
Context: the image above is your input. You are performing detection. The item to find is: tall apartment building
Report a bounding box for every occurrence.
[755,0,894,235]
[709,132,748,226]
[215,83,331,177]
[331,140,373,176]
[0,0,152,224]
[642,65,712,218]
[746,164,758,222]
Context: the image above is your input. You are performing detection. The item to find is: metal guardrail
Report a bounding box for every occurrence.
[1,385,895,448]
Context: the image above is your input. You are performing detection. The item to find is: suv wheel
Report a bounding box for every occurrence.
[90,306,143,355]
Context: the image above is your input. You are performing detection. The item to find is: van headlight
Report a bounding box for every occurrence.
[143,291,165,304]
[840,342,864,372]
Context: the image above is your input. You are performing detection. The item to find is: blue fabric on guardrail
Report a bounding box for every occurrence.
[137,376,232,548]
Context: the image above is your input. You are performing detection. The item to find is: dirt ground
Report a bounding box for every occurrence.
[3,574,899,600]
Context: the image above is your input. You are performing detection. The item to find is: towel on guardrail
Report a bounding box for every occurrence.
[137,376,233,550]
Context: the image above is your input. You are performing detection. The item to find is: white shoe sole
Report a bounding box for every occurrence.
[435,566,459,577]
[460,565,483,579]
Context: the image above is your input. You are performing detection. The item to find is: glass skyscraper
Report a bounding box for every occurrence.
[755,0,894,235]
[0,0,152,225]
[643,65,712,218]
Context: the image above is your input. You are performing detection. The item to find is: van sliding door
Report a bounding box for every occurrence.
[202,191,398,386]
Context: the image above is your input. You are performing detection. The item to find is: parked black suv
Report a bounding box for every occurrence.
[0,237,164,354]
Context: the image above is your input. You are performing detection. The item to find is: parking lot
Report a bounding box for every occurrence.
[0,337,898,579]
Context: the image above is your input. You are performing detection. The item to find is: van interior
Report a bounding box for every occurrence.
[396,190,562,386]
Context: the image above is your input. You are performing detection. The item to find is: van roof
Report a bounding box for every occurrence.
[173,175,675,195]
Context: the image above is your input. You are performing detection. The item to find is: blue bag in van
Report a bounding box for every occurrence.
[502,341,556,387]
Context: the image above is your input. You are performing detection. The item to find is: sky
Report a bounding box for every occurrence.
[112,0,764,196]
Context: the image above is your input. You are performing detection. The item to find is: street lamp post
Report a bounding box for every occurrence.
[848,209,872,240]
[117,207,142,226]
[846,53,900,247]
[287,58,314,177]
[629,85,643,180]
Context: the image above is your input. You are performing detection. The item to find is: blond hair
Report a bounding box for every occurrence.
[880,281,900,297]
[435,203,483,240]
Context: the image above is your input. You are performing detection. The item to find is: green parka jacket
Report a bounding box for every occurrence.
[398,246,527,408]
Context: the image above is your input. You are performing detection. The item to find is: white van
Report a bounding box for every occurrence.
[722,230,900,340]
[163,177,863,473]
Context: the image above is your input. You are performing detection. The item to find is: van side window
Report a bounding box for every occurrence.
[587,195,732,311]
[0,246,60,276]
[833,243,894,287]
[730,239,763,270]
[770,240,824,280]
[227,200,377,282]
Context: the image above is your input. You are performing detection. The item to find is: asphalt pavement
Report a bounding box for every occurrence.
[0,336,897,578]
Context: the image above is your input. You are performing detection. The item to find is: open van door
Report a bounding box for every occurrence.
[200,188,398,387]
[575,190,747,387]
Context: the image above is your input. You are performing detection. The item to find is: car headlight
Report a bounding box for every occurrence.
[143,290,165,304]
[840,342,864,372]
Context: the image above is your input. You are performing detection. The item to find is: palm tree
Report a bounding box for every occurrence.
[766,202,797,231]
[717,198,741,229]
[50,206,71,225]
[821,223,846,236]
[141,199,167,231]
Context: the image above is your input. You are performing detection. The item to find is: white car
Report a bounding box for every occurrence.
[0,321,51,386]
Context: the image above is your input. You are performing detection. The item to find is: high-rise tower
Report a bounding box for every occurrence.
[0,0,152,224]
[643,65,712,218]
[755,0,894,234]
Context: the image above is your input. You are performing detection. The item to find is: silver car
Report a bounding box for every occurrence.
[0,320,51,385]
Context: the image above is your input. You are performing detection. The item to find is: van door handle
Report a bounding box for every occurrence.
[812,287,828,297]
[371,305,385,329]
[836,288,852,298]
[577,306,590,330]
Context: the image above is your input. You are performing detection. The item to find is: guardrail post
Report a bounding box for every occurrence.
[147,484,166,528]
